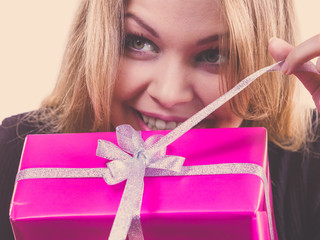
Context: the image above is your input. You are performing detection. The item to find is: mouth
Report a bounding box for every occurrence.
[137,111,183,131]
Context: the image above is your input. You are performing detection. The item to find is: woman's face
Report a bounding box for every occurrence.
[111,0,243,131]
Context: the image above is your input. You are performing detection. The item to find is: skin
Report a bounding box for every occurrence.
[111,0,320,131]
[111,0,243,131]
[269,35,320,110]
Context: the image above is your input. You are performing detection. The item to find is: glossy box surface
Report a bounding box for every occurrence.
[10,127,276,240]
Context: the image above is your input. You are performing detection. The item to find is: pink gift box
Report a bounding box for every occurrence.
[10,127,277,240]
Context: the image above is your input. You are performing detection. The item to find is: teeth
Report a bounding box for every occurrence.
[149,118,155,126]
[167,121,177,129]
[155,119,166,130]
[142,115,149,124]
[141,113,181,130]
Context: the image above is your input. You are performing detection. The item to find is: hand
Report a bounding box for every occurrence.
[268,35,320,110]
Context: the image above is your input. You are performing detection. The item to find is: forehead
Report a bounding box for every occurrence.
[125,0,225,35]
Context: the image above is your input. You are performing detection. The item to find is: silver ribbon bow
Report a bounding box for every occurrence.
[96,124,185,240]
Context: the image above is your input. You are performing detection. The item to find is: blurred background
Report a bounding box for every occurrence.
[0,0,319,122]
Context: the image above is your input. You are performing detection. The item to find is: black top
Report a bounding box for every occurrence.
[1,113,320,240]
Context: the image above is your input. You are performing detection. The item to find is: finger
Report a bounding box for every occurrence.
[294,71,320,96]
[268,37,294,61]
[317,57,320,72]
[284,34,320,74]
[268,37,320,98]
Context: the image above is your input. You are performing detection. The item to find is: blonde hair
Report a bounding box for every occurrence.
[36,0,314,151]
[219,0,315,151]
[39,0,125,133]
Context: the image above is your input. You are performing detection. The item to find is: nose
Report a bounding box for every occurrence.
[147,58,194,109]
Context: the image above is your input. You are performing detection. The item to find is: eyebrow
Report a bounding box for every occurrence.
[125,13,160,38]
[125,12,224,46]
[196,35,220,46]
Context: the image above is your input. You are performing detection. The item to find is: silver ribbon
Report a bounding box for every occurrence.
[17,163,271,240]
[96,125,185,240]
[95,127,273,240]
[17,60,319,240]
[98,61,284,240]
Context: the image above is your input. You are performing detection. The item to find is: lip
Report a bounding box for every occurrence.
[137,109,188,122]
[133,109,152,131]
[138,117,151,131]
[133,108,213,131]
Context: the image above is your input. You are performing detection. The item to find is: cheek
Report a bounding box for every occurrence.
[214,104,241,121]
[209,95,245,128]
[193,73,222,105]
[194,76,244,128]
[114,58,153,101]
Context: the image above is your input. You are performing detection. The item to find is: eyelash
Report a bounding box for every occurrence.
[195,48,223,64]
[125,33,159,54]
[124,33,225,69]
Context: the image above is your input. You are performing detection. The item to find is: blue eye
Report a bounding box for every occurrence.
[125,34,159,53]
[196,49,224,64]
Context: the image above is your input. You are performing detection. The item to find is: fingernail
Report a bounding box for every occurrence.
[268,37,277,44]
[281,61,290,75]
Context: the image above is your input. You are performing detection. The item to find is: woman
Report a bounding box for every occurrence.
[1,0,320,239]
